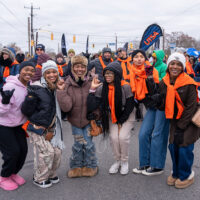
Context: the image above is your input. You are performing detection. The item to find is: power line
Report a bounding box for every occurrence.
[0,15,25,34]
[0,1,27,27]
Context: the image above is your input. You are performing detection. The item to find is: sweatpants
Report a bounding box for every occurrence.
[0,125,28,177]
[28,131,62,183]
[109,112,135,162]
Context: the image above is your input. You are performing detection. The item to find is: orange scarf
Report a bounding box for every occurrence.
[57,63,67,76]
[13,60,19,65]
[36,64,42,69]
[99,56,113,69]
[108,85,117,123]
[163,72,199,119]
[22,120,30,137]
[185,61,195,77]
[3,66,10,77]
[3,61,17,78]
[117,57,132,81]
[108,82,128,123]
[130,64,159,100]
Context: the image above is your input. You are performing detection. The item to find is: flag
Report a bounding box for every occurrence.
[61,34,67,56]
[139,24,163,51]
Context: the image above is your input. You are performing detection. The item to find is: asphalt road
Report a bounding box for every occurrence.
[1,120,200,200]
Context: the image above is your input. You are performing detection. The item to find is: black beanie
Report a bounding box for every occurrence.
[132,49,147,60]
[36,44,45,52]
[103,61,122,80]
[19,61,35,73]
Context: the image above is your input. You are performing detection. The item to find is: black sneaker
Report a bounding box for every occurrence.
[132,166,150,174]
[142,167,164,176]
[49,176,60,184]
[33,179,52,188]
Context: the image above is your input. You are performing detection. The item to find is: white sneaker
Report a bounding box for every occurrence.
[120,161,129,175]
[109,161,121,174]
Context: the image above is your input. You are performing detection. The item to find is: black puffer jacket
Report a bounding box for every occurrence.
[21,84,56,128]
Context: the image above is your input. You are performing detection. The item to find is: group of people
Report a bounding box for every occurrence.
[0,43,200,191]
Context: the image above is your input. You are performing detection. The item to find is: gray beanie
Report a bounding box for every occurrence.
[42,60,58,75]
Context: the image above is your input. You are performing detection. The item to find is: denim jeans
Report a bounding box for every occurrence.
[70,124,97,169]
[139,109,169,169]
[168,143,194,181]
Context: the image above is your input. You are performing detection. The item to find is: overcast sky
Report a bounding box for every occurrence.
[1,0,200,54]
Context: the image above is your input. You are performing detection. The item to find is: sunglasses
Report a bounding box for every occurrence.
[36,48,43,51]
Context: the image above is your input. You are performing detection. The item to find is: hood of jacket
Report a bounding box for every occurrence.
[154,50,165,68]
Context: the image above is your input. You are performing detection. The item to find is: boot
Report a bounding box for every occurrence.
[67,168,82,178]
[175,171,195,189]
[167,175,177,186]
[82,167,98,177]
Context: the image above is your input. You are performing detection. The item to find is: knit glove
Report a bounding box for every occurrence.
[174,127,184,146]
[0,88,15,104]
[82,52,91,59]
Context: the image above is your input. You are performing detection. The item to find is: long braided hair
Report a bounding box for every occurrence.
[101,73,122,137]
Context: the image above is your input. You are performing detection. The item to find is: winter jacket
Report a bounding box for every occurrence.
[159,80,200,147]
[194,62,200,77]
[88,57,113,82]
[21,81,56,128]
[87,84,134,125]
[0,52,19,88]
[153,50,167,80]
[29,54,38,65]
[0,75,28,127]
[57,75,92,128]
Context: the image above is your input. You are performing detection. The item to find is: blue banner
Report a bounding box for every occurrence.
[139,24,163,51]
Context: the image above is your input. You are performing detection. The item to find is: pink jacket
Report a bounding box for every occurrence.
[0,75,28,127]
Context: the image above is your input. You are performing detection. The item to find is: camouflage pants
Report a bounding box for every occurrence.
[28,131,62,183]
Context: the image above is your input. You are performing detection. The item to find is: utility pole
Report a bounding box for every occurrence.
[163,28,165,51]
[115,33,118,52]
[28,17,30,57]
[36,32,38,47]
[24,4,40,57]
[58,42,60,53]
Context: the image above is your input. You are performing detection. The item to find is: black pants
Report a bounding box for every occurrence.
[0,125,28,177]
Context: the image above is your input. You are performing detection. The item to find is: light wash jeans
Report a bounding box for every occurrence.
[138,109,169,169]
[70,124,97,169]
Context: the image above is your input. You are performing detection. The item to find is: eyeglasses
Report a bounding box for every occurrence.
[104,72,114,76]
[36,48,43,51]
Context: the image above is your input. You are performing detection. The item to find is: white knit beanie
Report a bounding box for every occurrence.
[167,52,186,70]
[42,60,58,75]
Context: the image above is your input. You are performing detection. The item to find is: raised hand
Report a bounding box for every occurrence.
[0,88,15,104]
[57,79,65,90]
[90,76,102,90]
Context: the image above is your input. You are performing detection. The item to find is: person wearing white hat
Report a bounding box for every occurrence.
[21,60,64,188]
[158,52,200,189]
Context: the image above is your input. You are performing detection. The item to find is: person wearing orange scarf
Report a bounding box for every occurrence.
[88,47,113,82]
[158,52,200,189]
[87,62,134,175]
[0,48,18,89]
[132,49,170,177]
[116,47,132,85]
[55,53,68,77]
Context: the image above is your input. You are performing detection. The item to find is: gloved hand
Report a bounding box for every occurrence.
[0,88,15,104]
[82,52,91,59]
[150,93,163,106]
[174,127,184,146]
